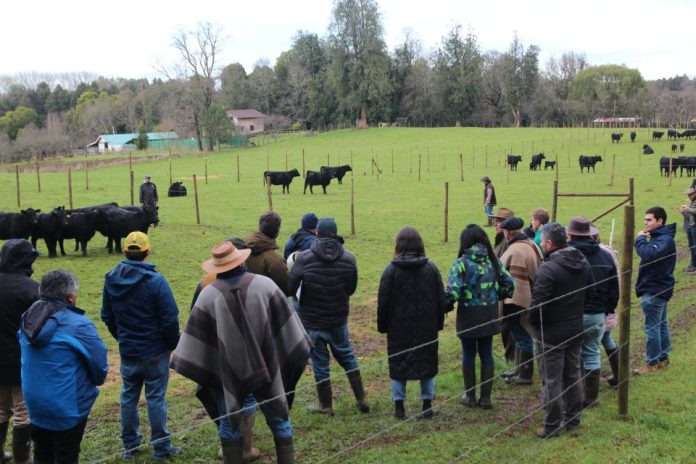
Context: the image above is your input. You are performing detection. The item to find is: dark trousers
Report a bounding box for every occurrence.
[537,341,583,433]
[688,227,696,267]
[460,336,494,368]
[31,419,88,464]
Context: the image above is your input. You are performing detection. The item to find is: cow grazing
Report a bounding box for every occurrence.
[672,144,678,153]
[105,206,158,253]
[630,131,636,142]
[544,161,556,170]
[529,153,545,171]
[579,155,603,173]
[263,169,301,194]
[642,144,654,155]
[680,144,685,152]
[304,170,332,194]
[506,155,522,171]
[611,133,623,143]
[652,131,664,141]
[320,165,352,184]
[31,207,70,258]
[668,129,679,140]
[0,208,40,241]
[167,181,187,197]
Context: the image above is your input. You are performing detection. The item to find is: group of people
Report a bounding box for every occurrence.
[0,185,682,462]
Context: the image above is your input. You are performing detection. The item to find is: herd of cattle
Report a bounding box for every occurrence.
[610,129,696,143]
[263,165,353,194]
[505,153,600,173]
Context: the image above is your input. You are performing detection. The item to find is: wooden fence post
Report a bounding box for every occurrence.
[15,165,20,207]
[85,153,89,190]
[35,159,41,193]
[669,157,673,186]
[129,170,134,206]
[350,177,355,236]
[444,182,449,242]
[129,152,132,172]
[68,167,73,210]
[266,175,273,211]
[205,154,209,184]
[609,154,616,186]
[551,180,558,222]
[193,174,200,224]
[618,204,635,417]
[459,153,463,181]
[169,149,173,186]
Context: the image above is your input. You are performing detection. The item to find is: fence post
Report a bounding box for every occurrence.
[459,153,463,181]
[618,204,635,417]
[444,182,449,242]
[169,149,173,186]
[68,167,73,210]
[350,177,355,236]
[130,170,134,206]
[205,154,208,184]
[129,152,132,172]
[609,154,616,186]
[551,180,558,222]
[418,153,422,181]
[15,165,20,207]
[36,159,41,193]
[266,176,273,212]
[302,149,305,177]
[193,174,200,224]
[85,153,89,190]
[669,157,673,186]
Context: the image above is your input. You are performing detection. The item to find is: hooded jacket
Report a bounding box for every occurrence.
[101,260,180,360]
[569,237,619,314]
[283,228,317,259]
[0,239,39,385]
[19,298,107,431]
[529,247,594,346]
[634,223,677,301]
[288,237,358,330]
[245,230,290,295]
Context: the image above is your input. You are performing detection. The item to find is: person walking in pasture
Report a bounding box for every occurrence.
[0,240,39,464]
[377,227,445,420]
[678,187,696,274]
[529,223,594,438]
[633,206,677,375]
[481,176,497,227]
[20,270,108,464]
[245,212,290,296]
[283,212,318,259]
[288,217,369,416]
[101,231,181,460]
[172,241,311,464]
[567,217,619,407]
[139,175,159,226]
[444,225,515,410]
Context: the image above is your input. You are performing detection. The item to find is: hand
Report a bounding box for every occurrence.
[637,229,649,237]
[679,205,687,212]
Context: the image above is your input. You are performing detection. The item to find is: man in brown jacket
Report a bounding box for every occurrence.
[245,212,290,295]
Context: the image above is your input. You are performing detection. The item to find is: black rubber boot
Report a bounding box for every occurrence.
[502,348,520,381]
[421,399,433,419]
[0,422,9,463]
[346,370,370,413]
[315,380,334,416]
[478,365,494,410]
[274,436,294,464]
[583,369,601,408]
[606,348,620,387]
[11,426,32,464]
[460,366,477,407]
[394,400,405,420]
[220,437,243,464]
[510,350,534,385]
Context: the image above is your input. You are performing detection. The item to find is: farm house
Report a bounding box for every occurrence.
[226,109,266,135]
[86,131,179,153]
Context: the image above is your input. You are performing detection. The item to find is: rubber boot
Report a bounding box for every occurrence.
[220,437,243,464]
[421,399,433,419]
[394,400,405,420]
[509,351,534,385]
[460,366,477,407]
[502,347,520,381]
[240,413,260,462]
[583,369,601,408]
[274,436,294,464]
[606,348,620,387]
[0,422,10,463]
[478,365,494,410]
[315,380,334,416]
[12,426,32,464]
[346,370,370,413]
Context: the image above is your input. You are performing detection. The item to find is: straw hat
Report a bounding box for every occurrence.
[201,242,251,274]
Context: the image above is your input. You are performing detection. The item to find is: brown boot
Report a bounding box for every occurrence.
[315,380,334,416]
[0,422,9,463]
[346,370,370,413]
[220,437,243,464]
[274,436,294,464]
[240,412,260,462]
[11,426,32,464]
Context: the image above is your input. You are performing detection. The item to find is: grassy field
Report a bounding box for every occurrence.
[1,127,694,463]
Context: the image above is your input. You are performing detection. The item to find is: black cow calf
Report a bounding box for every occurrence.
[304,170,332,194]
[642,144,654,155]
[263,169,301,193]
[680,144,685,152]
[320,165,352,184]
[630,131,636,142]
[31,207,69,258]
[611,133,623,143]
[506,155,522,171]
[672,144,678,153]
[652,131,664,141]
[579,155,603,173]
[167,181,187,197]
[544,161,556,170]
[0,208,40,240]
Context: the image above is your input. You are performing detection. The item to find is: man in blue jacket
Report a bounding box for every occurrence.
[19,269,107,464]
[101,231,181,460]
[634,206,677,375]
[283,212,318,259]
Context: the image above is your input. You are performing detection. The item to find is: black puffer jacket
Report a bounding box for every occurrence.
[377,253,445,380]
[529,246,594,346]
[289,237,357,330]
[0,239,39,385]
[569,238,619,314]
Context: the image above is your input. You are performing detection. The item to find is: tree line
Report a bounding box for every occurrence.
[1,0,695,162]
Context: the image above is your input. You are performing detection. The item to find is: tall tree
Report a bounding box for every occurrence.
[220,63,250,110]
[571,64,645,119]
[501,33,540,127]
[0,106,39,140]
[248,61,277,115]
[390,30,423,121]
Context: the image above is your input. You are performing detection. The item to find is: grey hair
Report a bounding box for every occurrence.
[541,222,567,248]
[39,269,79,300]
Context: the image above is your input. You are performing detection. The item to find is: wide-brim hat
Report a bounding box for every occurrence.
[566,216,599,237]
[489,207,514,220]
[202,241,251,274]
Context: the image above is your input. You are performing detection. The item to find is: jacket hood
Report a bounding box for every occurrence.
[310,237,345,262]
[463,243,491,264]
[651,223,677,238]
[104,260,156,298]
[246,230,278,255]
[547,246,588,273]
[0,239,38,276]
[21,299,77,346]
[569,237,600,256]
[391,252,428,270]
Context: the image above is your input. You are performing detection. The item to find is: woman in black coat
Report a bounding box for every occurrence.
[378,227,445,420]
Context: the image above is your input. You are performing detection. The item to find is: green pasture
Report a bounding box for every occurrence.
[1,127,695,463]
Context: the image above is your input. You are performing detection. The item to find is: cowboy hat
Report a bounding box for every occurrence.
[201,241,251,274]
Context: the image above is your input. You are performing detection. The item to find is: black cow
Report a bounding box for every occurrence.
[672,144,678,153]
[70,202,119,249]
[630,131,636,142]
[642,144,654,154]
[304,170,332,194]
[320,165,352,184]
[679,156,696,177]
[506,155,522,171]
[680,144,685,152]
[263,169,301,193]
[59,209,101,256]
[680,129,696,139]
[529,153,545,171]
[31,207,70,258]
[105,206,158,253]
[652,131,664,141]
[659,157,679,177]
[668,129,679,140]
[167,181,187,197]
[544,161,556,170]
[611,133,623,143]
[0,208,40,240]
[579,155,603,173]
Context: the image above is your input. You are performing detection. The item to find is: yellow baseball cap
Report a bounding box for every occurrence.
[124,231,150,252]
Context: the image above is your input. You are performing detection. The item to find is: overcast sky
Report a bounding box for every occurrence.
[3,0,694,82]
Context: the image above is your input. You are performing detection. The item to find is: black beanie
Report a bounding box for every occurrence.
[259,212,281,239]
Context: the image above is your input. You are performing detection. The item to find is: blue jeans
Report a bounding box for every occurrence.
[688,227,696,267]
[581,313,605,370]
[307,325,360,382]
[508,315,533,353]
[390,378,435,401]
[640,294,671,365]
[601,329,617,351]
[120,353,174,456]
[484,204,494,219]
[217,393,291,439]
[460,336,494,368]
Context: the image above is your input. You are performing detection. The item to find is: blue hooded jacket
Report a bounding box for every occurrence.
[19,298,108,431]
[101,260,180,360]
[634,223,677,300]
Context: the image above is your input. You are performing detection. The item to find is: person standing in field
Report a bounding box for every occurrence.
[245,212,290,296]
[481,176,497,227]
[377,227,445,420]
[283,212,318,259]
[444,225,515,410]
[678,187,696,274]
[139,175,159,226]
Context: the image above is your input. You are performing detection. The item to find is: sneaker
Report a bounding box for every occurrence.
[632,363,659,376]
[153,447,182,462]
[658,358,670,368]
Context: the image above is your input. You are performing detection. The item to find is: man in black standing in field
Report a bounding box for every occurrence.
[481,176,497,227]
[139,175,159,225]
